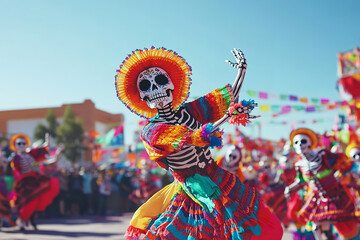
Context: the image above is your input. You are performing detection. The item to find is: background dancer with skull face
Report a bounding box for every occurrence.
[115,47,283,240]
[285,128,359,240]
[215,144,245,182]
[9,133,63,231]
[276,141,315,240]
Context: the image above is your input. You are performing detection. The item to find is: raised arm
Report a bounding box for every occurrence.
[226,48,247,103]
[212,49,258,130]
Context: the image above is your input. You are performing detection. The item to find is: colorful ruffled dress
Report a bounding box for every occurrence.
[11,147,59,221]
[295,149,359,238]
[125,86,283,240]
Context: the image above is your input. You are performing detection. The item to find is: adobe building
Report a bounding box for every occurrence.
[0,99,123,162]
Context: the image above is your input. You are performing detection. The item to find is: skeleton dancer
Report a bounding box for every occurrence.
[285,128,359,240]
[9,134,62,231]
[115,47,282,240]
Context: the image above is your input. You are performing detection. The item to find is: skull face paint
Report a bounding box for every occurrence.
[223,145,242,174]
[292,134,312,156]
[137,67,174,109]
[349,148,360,161]
[15,138,27,153]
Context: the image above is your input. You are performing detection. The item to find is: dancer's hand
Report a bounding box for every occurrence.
[284,186,291,199]
[234,103,260,119]
[55,143,65,156]
[226,49,247,70]
[42,133,50,148]
[228,102,260,126]
[226,48,248,104]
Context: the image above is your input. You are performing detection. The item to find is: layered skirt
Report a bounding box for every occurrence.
[15,171,59,220]
[126,162,282,240]
[298,186,355,222]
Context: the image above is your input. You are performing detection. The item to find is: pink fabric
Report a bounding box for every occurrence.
[252,202,283,240]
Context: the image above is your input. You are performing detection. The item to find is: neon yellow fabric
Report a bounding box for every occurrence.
[316,168,333,179]
[129,182,180,230]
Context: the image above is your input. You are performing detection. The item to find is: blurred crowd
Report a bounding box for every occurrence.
[40,164,173,218]
[0,148,174,223]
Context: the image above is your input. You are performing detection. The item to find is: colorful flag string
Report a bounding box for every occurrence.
[252,118,332,126]
[246,90,337,105]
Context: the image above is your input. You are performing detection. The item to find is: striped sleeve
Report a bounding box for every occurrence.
[28,147,49,162]
[141,122,223,168]
[183,84,234,124]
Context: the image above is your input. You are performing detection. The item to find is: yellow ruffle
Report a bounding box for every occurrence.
[129,182,180,230]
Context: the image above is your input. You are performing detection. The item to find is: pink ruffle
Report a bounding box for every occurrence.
[125,225,147,240]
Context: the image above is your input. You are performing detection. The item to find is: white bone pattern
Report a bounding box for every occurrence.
[18,153,35,174]
[295,150,325,173]
[152,105,212,171]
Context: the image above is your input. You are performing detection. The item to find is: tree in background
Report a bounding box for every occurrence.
[56,106,85,164]
[34,109,59,141]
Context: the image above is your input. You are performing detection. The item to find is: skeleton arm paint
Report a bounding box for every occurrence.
[212,49,258,130]
[226,48,247,103]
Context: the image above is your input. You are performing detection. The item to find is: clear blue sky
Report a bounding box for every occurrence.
[1,0,359,144]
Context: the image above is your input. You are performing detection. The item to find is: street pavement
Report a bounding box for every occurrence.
[0,213,293,240]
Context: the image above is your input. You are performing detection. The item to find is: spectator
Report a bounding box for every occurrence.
[98,170,111,216]
[68,169,84,215]
[107,167,119,215]
[81,167,93,215]
[58,169,70,216]
[91,171,100,215]
[114,168,133,215]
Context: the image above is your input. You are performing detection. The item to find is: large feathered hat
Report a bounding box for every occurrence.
[115,47,192,119]
[9,133,31,152]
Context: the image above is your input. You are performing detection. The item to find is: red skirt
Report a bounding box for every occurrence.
[15,172,59,220]
[298,187,355,222]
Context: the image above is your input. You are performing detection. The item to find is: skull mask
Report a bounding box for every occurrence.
[15,137,27,153]
[137,67,174,109]
[292,134,312,156]
[349,148,360,162]
[223,145,242,174]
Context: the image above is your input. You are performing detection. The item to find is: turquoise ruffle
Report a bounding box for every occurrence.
[184,173,221,213]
